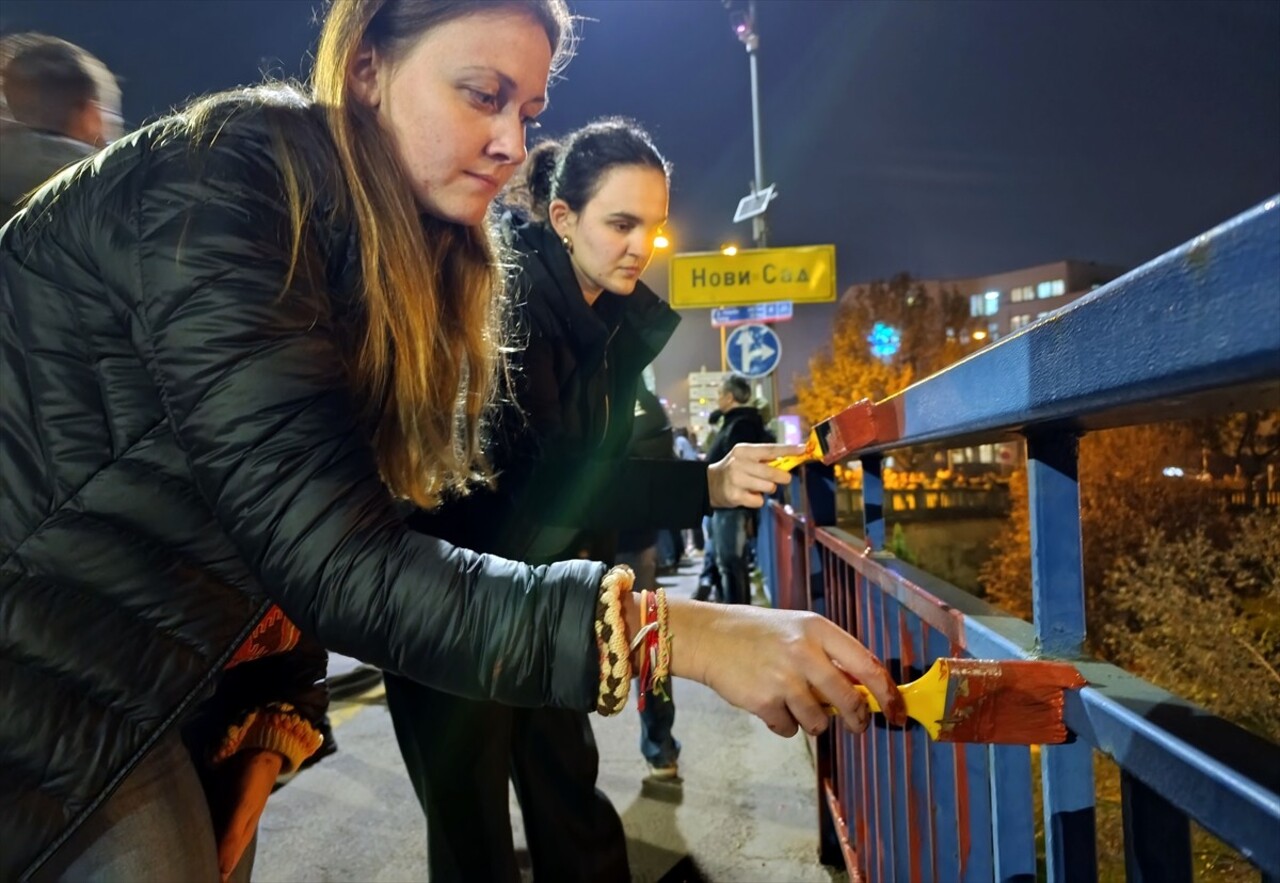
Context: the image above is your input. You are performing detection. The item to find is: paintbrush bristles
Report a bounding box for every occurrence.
[816,398,878,464]
[937,659,1087,745]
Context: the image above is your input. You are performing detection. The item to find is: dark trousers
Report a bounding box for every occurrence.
[383,674,630,883]
[711,507,752,604]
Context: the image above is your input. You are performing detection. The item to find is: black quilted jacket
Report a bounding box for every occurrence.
[0,92,606,879]
[410,219,708,565]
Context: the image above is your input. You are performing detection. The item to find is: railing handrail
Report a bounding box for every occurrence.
[848,197,1280,457]
[771,197,1280,881]
[809,522,1280,871]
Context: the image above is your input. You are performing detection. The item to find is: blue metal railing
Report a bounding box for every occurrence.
[759,196,1280,883]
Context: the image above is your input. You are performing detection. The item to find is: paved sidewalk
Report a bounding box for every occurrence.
[254,560,844,882]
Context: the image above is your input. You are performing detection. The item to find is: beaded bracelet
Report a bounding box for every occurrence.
[594,565,634,716]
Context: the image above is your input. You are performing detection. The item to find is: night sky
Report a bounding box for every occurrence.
[4,0,1278,405]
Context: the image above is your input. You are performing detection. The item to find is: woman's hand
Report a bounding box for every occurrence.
[707,443,805,508]
[668,600,906,736]
[215,749,284,881]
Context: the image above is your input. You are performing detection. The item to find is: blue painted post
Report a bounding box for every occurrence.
[926,629,962,882]
[870,585,893,883]
[1121,770,1192,882]
[886,605,910,882]
[958,741,995,883]
[904,618,936,882]
[1026,431,1097,883]
[862,453,884,551]
[988,745,1037,881]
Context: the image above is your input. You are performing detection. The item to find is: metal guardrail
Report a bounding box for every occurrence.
[759,196,1280,882]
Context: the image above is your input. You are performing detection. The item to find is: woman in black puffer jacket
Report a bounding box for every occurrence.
[0,2,903,880]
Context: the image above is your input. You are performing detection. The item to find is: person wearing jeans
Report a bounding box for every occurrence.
[706,375,775,606]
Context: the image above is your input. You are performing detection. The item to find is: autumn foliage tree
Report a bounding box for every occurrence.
[980,419,1279,740]
[795,273,979,471]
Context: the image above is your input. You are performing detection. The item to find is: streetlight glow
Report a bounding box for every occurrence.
[721,244,739,256]
[654,233,670,249]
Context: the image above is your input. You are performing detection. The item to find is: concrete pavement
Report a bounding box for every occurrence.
[253,561,846,882]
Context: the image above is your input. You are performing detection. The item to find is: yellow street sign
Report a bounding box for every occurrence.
[669,244,836,308]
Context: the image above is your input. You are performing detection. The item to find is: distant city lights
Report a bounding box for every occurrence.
[868,322,901,359]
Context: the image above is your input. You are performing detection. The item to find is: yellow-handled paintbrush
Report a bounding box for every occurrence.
[825,657,1086,744]
[770,398,880,471]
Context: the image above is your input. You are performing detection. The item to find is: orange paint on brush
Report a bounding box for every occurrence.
[768,398,880,470]
[938,659,1087,745]
[825,657,1087,745]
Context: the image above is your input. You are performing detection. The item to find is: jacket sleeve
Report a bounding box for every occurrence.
[506,329,709,531]
[118,128,603,711]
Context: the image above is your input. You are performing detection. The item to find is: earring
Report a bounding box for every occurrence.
[561,234,574,254]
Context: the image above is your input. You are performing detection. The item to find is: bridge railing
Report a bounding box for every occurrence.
[759,196,1280,882]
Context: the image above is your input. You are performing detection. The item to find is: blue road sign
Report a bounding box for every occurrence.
[725,323,782,378]
[710,301,794,328]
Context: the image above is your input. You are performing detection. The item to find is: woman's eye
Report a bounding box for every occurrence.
[467,88,499,110]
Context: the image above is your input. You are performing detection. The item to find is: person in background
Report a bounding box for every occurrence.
[1,2,904,880]
[707,374,775,604]
[0,32,122,222]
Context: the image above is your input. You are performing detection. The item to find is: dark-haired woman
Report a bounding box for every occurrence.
[385,117,811,882]
[1,3,902,880]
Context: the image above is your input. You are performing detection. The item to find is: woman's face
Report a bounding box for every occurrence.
[551,165,669,299]
[351,10,552,225]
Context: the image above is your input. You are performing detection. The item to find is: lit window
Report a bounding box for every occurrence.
[1012,285,1035,303]
[983,290,1000,315]
[1037,281,1052,298]
[988,320,999,338]
[1052,279,1065,296]
[1037,311,1050,319]
[1010,314,1032,330]
[970,294,984,317]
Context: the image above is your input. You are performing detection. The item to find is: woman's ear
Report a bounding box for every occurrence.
[348,43,383,108]
[547,198,575,238]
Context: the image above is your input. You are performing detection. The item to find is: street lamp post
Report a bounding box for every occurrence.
[731,0,768,248]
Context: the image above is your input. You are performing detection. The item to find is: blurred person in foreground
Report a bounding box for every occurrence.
[1,1,904,880]
[0,32,122,223]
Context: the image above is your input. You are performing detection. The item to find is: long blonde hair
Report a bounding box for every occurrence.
[298,0,572,507]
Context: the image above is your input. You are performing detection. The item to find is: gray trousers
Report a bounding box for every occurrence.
[36,730,257,883]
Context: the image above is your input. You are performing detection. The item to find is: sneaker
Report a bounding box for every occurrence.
[646,761,680,781]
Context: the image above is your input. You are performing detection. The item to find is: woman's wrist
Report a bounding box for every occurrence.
[663,597,708,686]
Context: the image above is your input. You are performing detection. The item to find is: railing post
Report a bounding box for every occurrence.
[1121,770,1192,882]
[861,453,884,551]
[1025,431,1097,883]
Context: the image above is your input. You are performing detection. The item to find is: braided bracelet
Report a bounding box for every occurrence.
[594,565,634,716]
